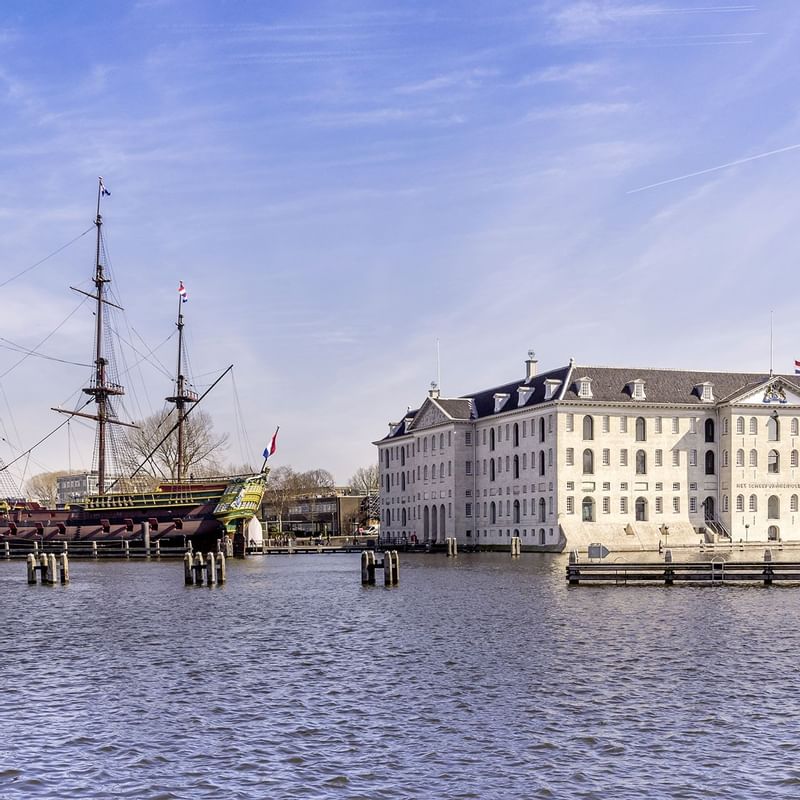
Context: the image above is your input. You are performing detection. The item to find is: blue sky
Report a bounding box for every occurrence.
[1,1,800,486]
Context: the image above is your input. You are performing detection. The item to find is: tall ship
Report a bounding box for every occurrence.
[0,179,267,552]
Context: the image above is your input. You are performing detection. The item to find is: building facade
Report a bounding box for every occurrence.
[56,472,100,506]
[376,355,800,550]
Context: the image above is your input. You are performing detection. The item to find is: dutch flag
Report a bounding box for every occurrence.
[178,280,188,303]
[794,359,800,375]
[263,427,279,461]
[99,178,111,197]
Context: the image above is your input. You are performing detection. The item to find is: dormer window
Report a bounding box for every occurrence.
[695,382,714,403]
[517,385,534,407]
[628,379,646,401]
[544,379,562,401]
[493,393,510,413]
[577,377,593,399]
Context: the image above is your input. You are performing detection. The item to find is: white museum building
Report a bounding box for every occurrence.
[375,354,800,551]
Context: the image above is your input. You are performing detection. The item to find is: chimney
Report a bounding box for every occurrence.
[525,350,538,382]
[428,381,440,399]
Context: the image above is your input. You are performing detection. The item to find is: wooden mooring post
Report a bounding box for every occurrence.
[361,550,399,586]
[184,551,226,586]
[26,553,69,585]
[511,536,521,557]
[446,537,458,557]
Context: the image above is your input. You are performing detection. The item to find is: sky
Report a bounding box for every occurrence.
[1,0,800,488]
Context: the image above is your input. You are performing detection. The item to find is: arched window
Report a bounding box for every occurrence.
[749,417,757,435]
[793,418,799,436]
[539,418,545,442]
[749,449,758,468]
[401,473,406,491]
[538,498,546,522]
[401,508,407,526]
[385,476,390,493]
[736,449,744,467]
[749,494,757,512]
[722,418,729,435]
[582,497,595,522]
[583,415,594,441]
[401,449,405,466]
[432,464,437,480]
[539,451,545,476]
[768,495,780,519]
[768,450,779,473]
[513,500,520,524]
[490,459,496,482]
[635,417,646,442]
[792,495,799,513]
[513,455,520,479]
[722,495,729,512]
[490,502,496,524]
[583,449,594,475]
[736,494,744,512]
[490,428,495,451]
[793,450,799,468]
[736,416,745,435]
[636,450,647,475]
[705,419,714,442]
[635,497,647,521]
[767,415,779,442]
[513,423,519,447]
[424,465,428,481]
[722,450,729,467]
[431,435,436,451]
[705,450,715,475]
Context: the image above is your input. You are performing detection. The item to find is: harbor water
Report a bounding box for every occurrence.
[2,552,800,799]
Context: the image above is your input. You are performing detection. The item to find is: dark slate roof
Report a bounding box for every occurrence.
[467,365,572,418]
[562,366,800,405]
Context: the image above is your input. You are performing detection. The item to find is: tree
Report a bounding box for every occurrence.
[125,409,228,480]
[297,468,335,492]
[25,471,71,506]
[262,466,299,535]
[348,464,378,495]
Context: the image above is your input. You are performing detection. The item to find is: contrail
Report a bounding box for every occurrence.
[628,142,800,194]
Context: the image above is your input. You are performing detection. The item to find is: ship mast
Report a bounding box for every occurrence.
[165,287,198,481]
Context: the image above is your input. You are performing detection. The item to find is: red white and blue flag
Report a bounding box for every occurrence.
[263,427,279,460]
[178,280,188,303]
[795,359,800,375]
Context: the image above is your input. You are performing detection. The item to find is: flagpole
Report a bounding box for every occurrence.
[261,425,279,471]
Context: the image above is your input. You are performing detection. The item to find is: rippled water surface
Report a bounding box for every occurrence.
[2,552,800,799]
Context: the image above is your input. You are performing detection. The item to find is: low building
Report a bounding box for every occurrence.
[262,489,367,537]
[376,353,800,550]
[56,472,100,506]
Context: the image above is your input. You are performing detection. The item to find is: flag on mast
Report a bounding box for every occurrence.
[178,280,188,303]
[794,359,800,375]
[263,427,279,460]
[99,178,111,196]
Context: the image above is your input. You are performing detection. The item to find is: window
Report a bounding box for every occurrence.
[689,450,697,467]
[705,419,714,442]
[513,500,521,524]
[768,415,779,442]
[432,464,437,480]
[690,497,697,514]
[465,431,472,445]
[672,451,680,467]
[635,497,647,521]
[578,378,593,399]
[655,417,662,434]
[620,497,628,514]
[602,416,610,433]
[792,450,799,468]
[466,461,472,476]
[566,414,574,432]
[490,460,495,481]
[736,416,745,435]
[736,449,744,467]
[793,418,799,437]
[583,415,594,441]
[440,433,445,449]
[655,497,663,514]
[749,417,757,435]
[655,449,663,467]
[466,503,472,517]
[505,455,510,472]
[672,417,679,434]
[635,450,647,475]
[490,428,495,451]
[722,418,728,435]
[602,448,610,466]
[490,502,497,524]
[566,496,574,514]
[722,495,728,512]
[749,494,757,512]
[582,497,595,522]
[722,450,728,467]
[603,497,610,514]
[635,417,646,442]
[768,495,780,519]
[620,417,628,434]
[620,449,628,467]
[736,494,744,513]
[673,497,680,513]
[513,455,520,479]
[690,418,697,434]
[792,495,799,513]
[705,451,715,475]
[539,418,545,442]
[583,449,594,475]
[539,451,545,476]
[768,449,779,473]
[513,423,520,447]
[566,448,574,466]
[672,482,680,491]
[749,449,758,468]
[548,449,553,467]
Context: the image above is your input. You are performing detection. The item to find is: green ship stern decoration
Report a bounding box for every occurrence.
[213,473,268,532]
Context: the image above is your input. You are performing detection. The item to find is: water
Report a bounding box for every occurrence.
[2,552,800,799]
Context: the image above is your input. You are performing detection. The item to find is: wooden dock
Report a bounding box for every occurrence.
[566,549,798,585]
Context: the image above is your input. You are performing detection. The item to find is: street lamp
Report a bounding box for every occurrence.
[664,524,669,552]
[745,523,749,543]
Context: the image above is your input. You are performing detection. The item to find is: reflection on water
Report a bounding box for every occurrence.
[1,553,800,799]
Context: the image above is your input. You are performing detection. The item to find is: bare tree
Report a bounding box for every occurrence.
[263,465,299,534]
[348,464,378,495]
[25,471,70,506]
[125,409,228,480]
[298,468,335,492]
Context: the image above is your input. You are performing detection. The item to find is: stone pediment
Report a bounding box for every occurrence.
[407,399,449,431]
[732,379,800,407]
